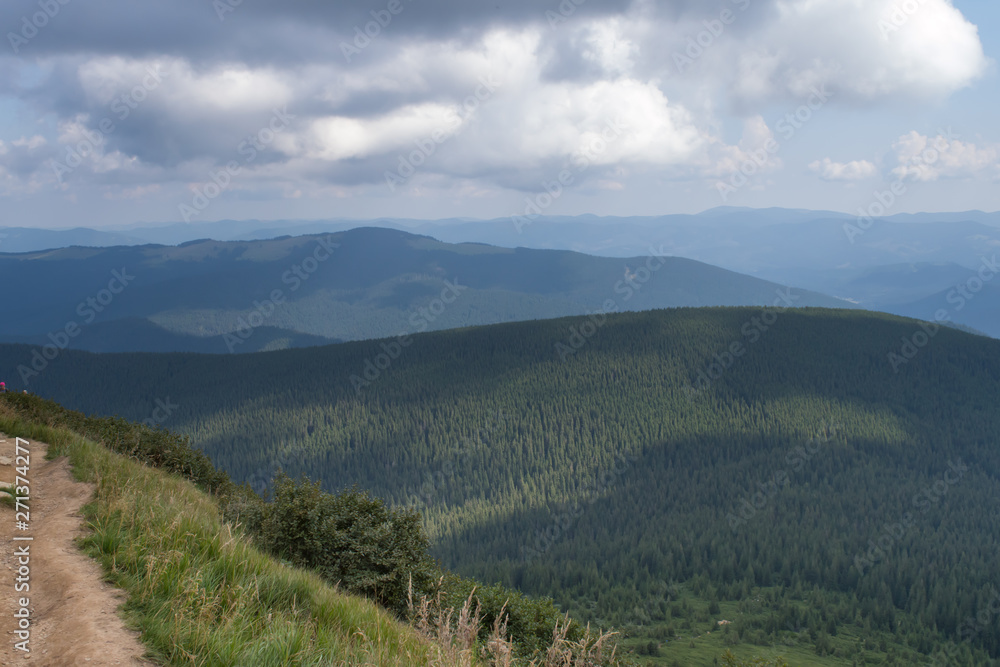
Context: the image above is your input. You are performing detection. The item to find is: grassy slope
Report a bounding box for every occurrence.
[0,402,437,667]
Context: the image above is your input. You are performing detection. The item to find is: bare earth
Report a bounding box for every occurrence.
[0,435,151,666]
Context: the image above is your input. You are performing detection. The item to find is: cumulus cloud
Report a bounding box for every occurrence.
[661,0,987,106]
[890,131,1000,182]
[808,157,877,181]
[6,25,746,194]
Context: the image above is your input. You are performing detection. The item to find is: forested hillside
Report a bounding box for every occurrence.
[2,307,999,664]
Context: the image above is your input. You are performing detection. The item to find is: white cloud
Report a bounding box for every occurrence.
[485,77,707,168]
[669,0,987,105]
[706,115,782,179]
[306,104,464,162]
[77,56,294,128]
[578,19,639,76]
[808,157,876,181]
[890,131,999,182]
[12,136,47,151]
[278,28,741,188]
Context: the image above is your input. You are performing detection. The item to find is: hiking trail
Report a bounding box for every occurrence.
[0,434,151,666]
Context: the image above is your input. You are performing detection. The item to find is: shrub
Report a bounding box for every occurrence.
[259,472,436,616]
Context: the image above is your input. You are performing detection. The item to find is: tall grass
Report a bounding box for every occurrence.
[406,580,620,667]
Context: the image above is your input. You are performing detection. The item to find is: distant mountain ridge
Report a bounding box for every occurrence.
[0,227,845,355]
[5,207,1000,336]
[4,207,1000,254]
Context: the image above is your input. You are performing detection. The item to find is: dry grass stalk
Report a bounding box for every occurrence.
[407,577,620,667]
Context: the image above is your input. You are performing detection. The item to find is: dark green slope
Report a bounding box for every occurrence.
[0,228,845,353]
[1,307,999,664]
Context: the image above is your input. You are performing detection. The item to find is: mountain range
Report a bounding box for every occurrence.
[5,207,999,337]
[0,226,845,355]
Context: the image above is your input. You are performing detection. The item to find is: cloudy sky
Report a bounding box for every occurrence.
[0,0,997,228]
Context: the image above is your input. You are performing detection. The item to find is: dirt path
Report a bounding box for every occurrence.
[0,434,152,666]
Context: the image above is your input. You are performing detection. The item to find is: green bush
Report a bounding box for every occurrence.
[259,473,436,616]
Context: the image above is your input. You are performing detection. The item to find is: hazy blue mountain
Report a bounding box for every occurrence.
[0,226,146,252]
[0,227,846,355]
[886,282,1000,338]
[3,318,336,354]
[6,208,999,338]
[755,263,978,307]
[5,208,998,258]
[419,215,1000,274]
